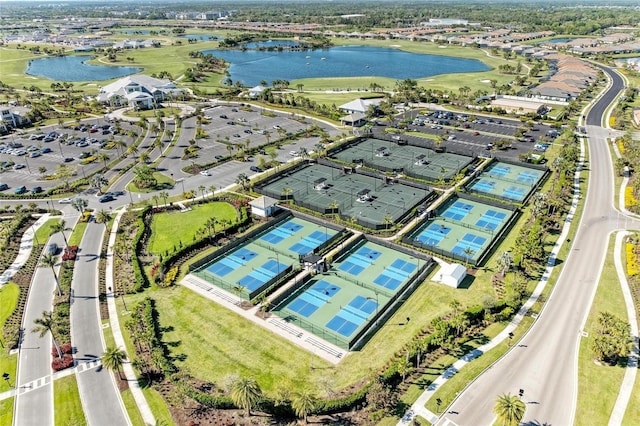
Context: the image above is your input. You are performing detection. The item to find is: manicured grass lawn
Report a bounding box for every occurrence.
[146,202,236,255]
[34,218,60,244]
[121,389,146,426]
[126,172,175,194]
[0,398,13,426]
[54,375,87,426]
[575,233,628,426]
[68,221,88,247]
[142,387,175,426]
[0,283,19,393]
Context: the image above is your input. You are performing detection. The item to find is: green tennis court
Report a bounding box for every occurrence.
[273,238,430,349]
[407,195,515,265]
[256,163,434,229]
[193,216,339,299]
[331,138,473,181]
[465,161,544,203]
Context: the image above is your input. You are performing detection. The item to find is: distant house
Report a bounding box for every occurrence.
[0,105,30,133]
[338,97,382,115]
[249,196,279,217]
[340,112,367,127]
[248,85,265,98]
[97,75,185,110]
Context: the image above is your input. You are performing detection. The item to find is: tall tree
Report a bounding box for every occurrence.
[96,209,111,231]
[494,393,526,426]
[39,253,63,296]
[101,346,127,380]
[51,220,69,249]
[32,310,62,358]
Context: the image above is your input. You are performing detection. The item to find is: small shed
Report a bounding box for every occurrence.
[375,147,389,157]
[314,178,328,191]
[434,263,467,288]
[249,85,265,98]
[249,196,279,217]
[356,189,372,202]
[414,154,427,165]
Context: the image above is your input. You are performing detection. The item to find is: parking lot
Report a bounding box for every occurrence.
[0,119,140,195]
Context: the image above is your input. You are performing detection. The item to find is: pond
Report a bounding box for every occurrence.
[179,34,220,41]
[26,56,142,82]
[201,45,490,87]
[244,40,300,49]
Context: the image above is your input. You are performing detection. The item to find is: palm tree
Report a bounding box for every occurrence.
[395,357,413,383]
[159,190,169,206]
[198,185,206,199]
[96,152,110,170]
[96,209,111,231]
[494,393,526,426]
[51,220,69,249]
[207,185,217,199]
[231,377,262,416]
[39,253,63,296]
[292,389,317,424]
[32,310,62,358]
[463,247,475,266]
[101,346,127,380]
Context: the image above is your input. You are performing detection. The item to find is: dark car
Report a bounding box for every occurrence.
[41,147,52,153]
[15,186,27,194]
[63,157,74,163]
[47,242,58,255]
[249,165,262,173]
[0,183,8,191]
[99,194,114,203]
[31,186,43,194]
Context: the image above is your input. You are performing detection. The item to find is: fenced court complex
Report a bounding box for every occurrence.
[405,194,517,265]
[331,138,474,182]
[254,162,436,230]
[464,160,547,204]
[191,215,341,300]
[271,237,433,349]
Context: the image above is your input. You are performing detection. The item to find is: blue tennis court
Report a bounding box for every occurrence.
[310,280,341,298]
[503,186,526,200]
[469,179,496,192]
[373,259,416,290]
[516,171,541,184]
[415,223,451,245]
[326,299,372,337]
[237,258,286,291]
[231,248,257,265]
[260,221,305,244]
[451,233,487,257]
[338,246,381,276]
[475,209,507,231]
[488,165,511,177]
[286,281,341,318]
[289,230,331,254]
[442,201,474,221]
[348,295,378,315]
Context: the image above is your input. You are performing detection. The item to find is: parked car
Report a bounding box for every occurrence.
[200,170,211,176]
[31,186,43,194]
[99,194,114,203]
[63,157,74,163]
[0,183,8,191]
[58,197,73,204]
[47,242,58,255]
[14,186,27,194]
[249,165,262,173]
[41,147,52,153]
[13,164,25,170]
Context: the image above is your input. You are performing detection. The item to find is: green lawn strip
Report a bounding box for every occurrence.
[575,233,628,426]
[0,397,13,426]
[146,202,236,255]
[121,390,146,426]
[68,221,88,247]
[622,377,640,425]
[141,387,175,426]
[54,375,87,426]
[102,319,116,350]
[0,283,19,393]
[34,218,61,244]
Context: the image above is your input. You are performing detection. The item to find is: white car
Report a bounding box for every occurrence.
[200,170,211,176]
[289,150,300,157]
[59,197,73,204]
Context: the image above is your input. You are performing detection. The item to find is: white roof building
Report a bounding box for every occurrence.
[338,98,382,114]
[249,196,279,217]
[97,75,184,109]
[434,263,467,288]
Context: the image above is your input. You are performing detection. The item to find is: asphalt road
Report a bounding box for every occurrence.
[14,242,56,426]
[71,220,129,426]
[436,66,635,425]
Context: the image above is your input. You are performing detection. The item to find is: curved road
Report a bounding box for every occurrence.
[437,67,637,425]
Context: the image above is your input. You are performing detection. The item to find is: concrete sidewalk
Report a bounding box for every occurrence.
[105,207,156,426]
[0,214,50,286]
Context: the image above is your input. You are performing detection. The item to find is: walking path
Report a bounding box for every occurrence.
[0,214,50,286]
[105,207,156,425]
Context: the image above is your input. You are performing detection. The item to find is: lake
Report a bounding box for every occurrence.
[26,56,142,82]
[179,34,220,41]
[201,45,490,86]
